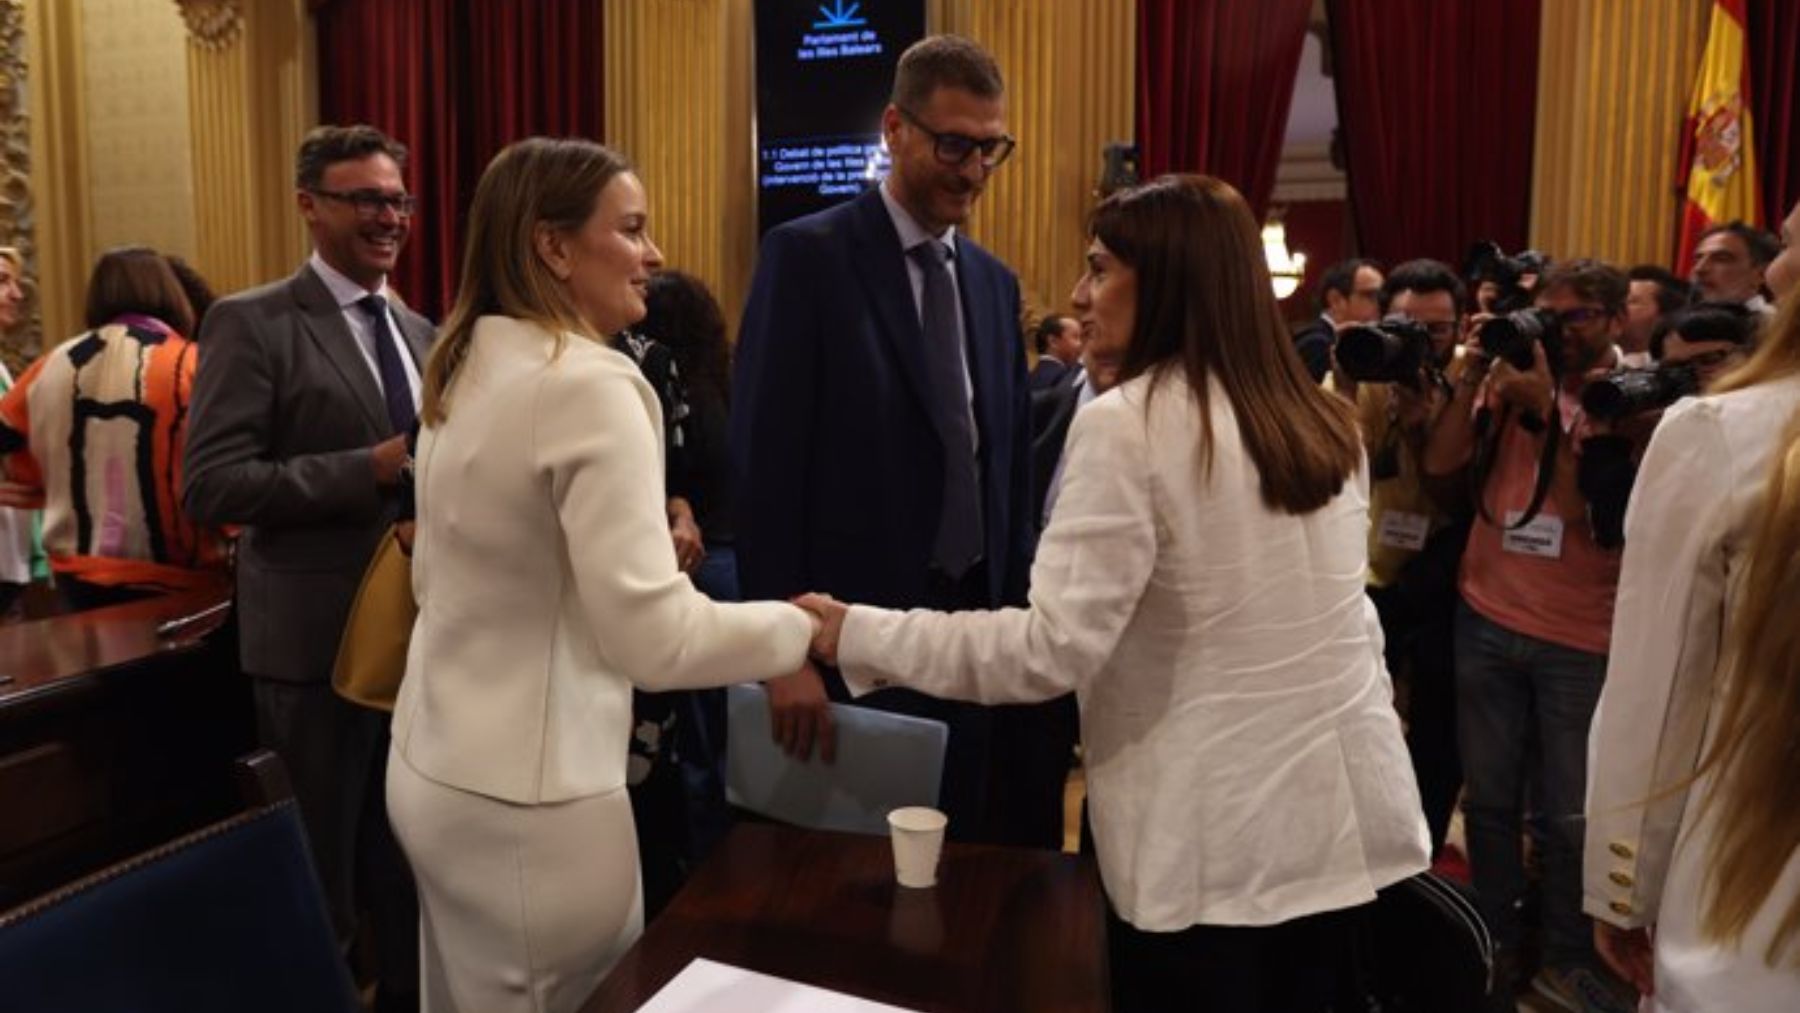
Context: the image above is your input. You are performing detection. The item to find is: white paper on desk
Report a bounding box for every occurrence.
[634,958,920,1013]
[725,684,946,836]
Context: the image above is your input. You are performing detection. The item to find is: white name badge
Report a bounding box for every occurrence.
[1501,510,1564,559]
[1377,510,1430,551]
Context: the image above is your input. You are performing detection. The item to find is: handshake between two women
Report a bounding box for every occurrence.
[759,592,854,766]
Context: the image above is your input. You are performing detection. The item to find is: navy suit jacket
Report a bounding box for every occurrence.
[732,189,1033,612]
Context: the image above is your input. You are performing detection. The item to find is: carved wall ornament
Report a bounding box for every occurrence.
[174,0,245,51]
[0,0,41,365]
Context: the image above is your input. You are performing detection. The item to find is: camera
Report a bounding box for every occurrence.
[1336,317,1434,385]
[1464,241,1548,315]
[1580,363,1700,420]
[1476,308,1564,373]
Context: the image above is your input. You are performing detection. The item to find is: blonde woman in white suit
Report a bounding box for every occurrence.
[386,138,823,1013]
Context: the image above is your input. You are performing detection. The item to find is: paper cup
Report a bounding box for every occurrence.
[887,806,948,889]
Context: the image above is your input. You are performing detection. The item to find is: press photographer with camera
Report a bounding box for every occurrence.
[1326,258,1469,857]
[1422,259,1637,1011]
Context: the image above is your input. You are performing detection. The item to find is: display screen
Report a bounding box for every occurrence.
[754,0,926,233]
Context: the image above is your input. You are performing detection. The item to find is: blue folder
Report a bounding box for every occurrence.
[725,684,948,836]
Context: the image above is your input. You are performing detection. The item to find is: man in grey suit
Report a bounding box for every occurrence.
[184,125,430,1013]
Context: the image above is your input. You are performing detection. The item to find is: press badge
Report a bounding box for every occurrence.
[1501,511,1564,559]
[1377,511,1430,551]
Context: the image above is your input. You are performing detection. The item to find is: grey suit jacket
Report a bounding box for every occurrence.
[183,264,435,683]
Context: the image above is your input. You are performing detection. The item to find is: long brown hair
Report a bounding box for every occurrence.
[1091,175,1359,513]
[1692,403,1800,965]
[421,137,631,424]
[83,246,196,336]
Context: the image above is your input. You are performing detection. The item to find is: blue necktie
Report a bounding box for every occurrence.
[907,240,984,579]
[356,294,417,435]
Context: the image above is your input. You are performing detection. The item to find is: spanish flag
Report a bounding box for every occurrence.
[1674,0,1762,269]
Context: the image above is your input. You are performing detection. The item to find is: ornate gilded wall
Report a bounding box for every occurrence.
[605,0,1134,337]
[1,0,37,370]
[1530,0,1710,267]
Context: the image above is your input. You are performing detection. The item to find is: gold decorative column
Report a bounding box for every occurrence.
[1529,0,1710,267]
[180,0,316,296]
[605,0,751,336]
[19,0,92,361]
[931,0,1135,323]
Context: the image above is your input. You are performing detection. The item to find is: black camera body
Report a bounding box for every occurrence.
[1464,240,1548,315]
[1580,363,1701,420]
[1337,317,1435,385]
[1476,308,1564,374]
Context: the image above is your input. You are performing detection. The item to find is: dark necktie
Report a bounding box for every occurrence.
[356,294,417,435]
[907,240,984,579]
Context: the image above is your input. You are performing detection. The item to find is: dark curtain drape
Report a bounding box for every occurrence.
[313,0,606,321]
[1135,0,1314,221]
[1748,0,1800,226]
[1326,0,1541,268]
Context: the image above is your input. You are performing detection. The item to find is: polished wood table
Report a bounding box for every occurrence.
[0,587,252,908]
[583,822,1110,1012]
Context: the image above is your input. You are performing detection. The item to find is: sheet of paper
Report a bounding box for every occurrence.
[634,958,921,1013]
[725,684,947,836]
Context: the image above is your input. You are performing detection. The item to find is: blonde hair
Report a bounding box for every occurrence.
[1712,287,1800,394]
[1692,403,1800,965]
[0,246,21,272]
[421,137,632,425]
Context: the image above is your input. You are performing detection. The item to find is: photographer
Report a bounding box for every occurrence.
[1423,259,1635,1012]
[1291,257,1383,382]
[1326,258,1469,858]
[1621,266,1689,367]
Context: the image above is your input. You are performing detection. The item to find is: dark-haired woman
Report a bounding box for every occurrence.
[0,247,227,609]
[802,175,1428,1012]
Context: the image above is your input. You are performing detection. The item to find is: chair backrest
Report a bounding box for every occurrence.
[0,753,358,1013]
[1362,870,1494,1012]
[724,685,948,835]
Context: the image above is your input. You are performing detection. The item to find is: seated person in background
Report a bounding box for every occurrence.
[1326,258,1471,859]
[1689,220,1779,316]
[1029,313,1084,390]
[1585,222,1800,1010]
[1291,257,1382,382]
[0,247,228,610]
[1621,265,1690,367]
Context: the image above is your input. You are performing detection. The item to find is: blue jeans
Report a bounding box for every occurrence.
[1454,602,1605,969]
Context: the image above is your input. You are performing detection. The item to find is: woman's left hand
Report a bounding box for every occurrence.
[667,497,705,573]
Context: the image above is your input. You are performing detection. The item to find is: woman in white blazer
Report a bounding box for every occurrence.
[386,138,820,1013]
[804,175,1429,1013]
[1585,199,1800,1012]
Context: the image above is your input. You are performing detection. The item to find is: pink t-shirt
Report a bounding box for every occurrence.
[1458,385,1622,655]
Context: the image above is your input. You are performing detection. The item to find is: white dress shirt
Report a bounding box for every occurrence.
[839,370,1429,931]
[393,317,813,803]
[1585,374,1800,1011]
[308,251,423,409]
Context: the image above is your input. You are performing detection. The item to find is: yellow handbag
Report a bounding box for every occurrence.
[331,527,415,712]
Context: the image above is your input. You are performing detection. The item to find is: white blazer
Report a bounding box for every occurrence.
[1585,375,1800,1011]
[393,316,812,805]
[840,371,1430,931]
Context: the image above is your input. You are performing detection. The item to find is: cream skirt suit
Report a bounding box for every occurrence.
[387,316,813,1013]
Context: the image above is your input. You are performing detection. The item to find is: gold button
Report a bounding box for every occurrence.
[1609,842,1634,859]
[1609,871,1634,888]
[1609,901,1633,916]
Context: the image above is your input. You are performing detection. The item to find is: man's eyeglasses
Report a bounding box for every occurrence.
[311,188,417,219]
[1554,306,1611,328]
[1415,319,1460,339]
[897,106,1017,170]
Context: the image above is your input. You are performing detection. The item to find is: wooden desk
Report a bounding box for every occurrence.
[583,823,1110,1013]
[0,588,252,908]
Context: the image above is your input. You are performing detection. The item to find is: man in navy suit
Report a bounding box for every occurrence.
[734,36,1056,846]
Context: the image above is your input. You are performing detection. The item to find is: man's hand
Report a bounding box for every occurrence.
[667,497,704,573]
[0,480,44,510]
[1594,921,1654,997]
[394,520,417,556]
[1392,376,1441,435]
[1490,338,1555,420]
[795,592,847,666]
[764,660,836,764]
[371,434,409,486]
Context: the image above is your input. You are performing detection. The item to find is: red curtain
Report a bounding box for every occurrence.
[1748,0,1800,226]
[1326,0,1541,268]
[313,0,606,320]
[1135,0,1314,221]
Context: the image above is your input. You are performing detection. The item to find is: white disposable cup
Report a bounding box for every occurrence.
[887,806,948,889]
